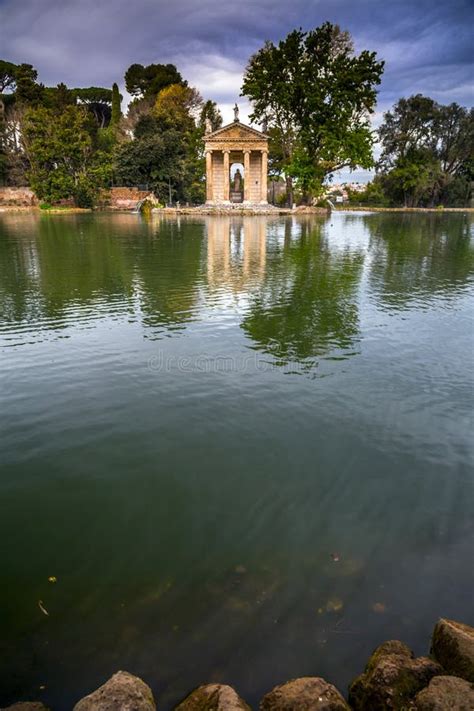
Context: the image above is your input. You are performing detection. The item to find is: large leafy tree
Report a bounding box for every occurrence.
[378,95,474,206]
[125,63,184,101]
[154,83,202,132]
[114,130,187,202]
[73,87,114,127]
[241,23,384,203]
[0,60,18,93]
[199,100,222,132]
[116,82,207,203]
[22,105,112,206]
[0,61,43,185]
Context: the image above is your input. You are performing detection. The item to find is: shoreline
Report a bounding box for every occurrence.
[7,618,473,710]
[0,205,473,215]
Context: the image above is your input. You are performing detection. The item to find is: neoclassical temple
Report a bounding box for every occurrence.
[204,105,269,205]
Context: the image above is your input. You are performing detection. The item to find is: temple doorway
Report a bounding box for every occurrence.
[230,162,244,203]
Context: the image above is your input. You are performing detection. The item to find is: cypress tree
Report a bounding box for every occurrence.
[111,82,121,126]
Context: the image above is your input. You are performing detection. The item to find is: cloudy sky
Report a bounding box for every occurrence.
[1,0,473,180]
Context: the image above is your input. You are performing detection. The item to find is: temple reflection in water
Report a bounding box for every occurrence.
[206,216,268,290]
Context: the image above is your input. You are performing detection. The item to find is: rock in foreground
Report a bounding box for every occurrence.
[260,677,350,710]
[348,640,442,710]
[431,618,474,682]
[411,674,474,710]
[174,683,251,710]
[73,670,156,711]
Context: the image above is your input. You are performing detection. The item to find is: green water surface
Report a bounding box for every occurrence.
[0,211,473,709]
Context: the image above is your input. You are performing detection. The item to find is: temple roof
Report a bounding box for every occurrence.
[205,121,269,142]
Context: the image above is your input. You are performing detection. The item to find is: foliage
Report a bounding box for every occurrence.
[73,87,113,104]
[154,84,203,131]
[115,81,208,204]
[15,64,44,105]
[378,95,474,206]
[347,178,389,206]
[73,86,114,128]
[125,63,184,100]
[199,100,223,132]
[0,59,18,93]
[242,23,384,202]
[22,105,112,206]
[111,82,121,126]
[42,83,76,111]
[114,130,187,200]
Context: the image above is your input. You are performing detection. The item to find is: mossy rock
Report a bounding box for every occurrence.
[174,683,251,710]
[411,675,474,710]
[348,640,442,710]
[260,677,350,710]
[431,618,474,682]
[73,670,156,710]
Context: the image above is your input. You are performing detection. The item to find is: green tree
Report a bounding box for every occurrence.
[22,105,111,206]
[125,63,184,101]
[115,82,207,204]
[73,87,114,127]
[114,130,186,201]
[378,95,474,206]
[346,177,388,206]
[199,100,222,132]
[43,83,76,111]
[0,98,7,183]
[0,59,18,93]
[111,82,122,126]
[15,63,44,105]
[242,23,384,203]
[154,83,202,132]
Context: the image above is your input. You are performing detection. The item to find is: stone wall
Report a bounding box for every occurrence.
[0,187,37,206]
[0,186,154,210]
[100,187,154,210]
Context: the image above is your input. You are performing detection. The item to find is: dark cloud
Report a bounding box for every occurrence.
[1,0,472,179]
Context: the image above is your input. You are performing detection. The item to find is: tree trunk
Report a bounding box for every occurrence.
[286,175,293,207]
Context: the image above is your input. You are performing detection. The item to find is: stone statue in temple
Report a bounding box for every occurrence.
[205,117,212,134]
[233,103,239,122]
[233,169,242,192]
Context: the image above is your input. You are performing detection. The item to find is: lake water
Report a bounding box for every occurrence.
[0,211,473,709]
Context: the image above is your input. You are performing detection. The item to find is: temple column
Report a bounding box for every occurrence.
[206,150,213,203]
[243,150,251,202]
[223,150,230,202]
[261,150,268,203]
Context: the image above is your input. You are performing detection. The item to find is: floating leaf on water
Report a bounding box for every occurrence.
[48,576,57,583]
[234,565,247,574]
[317,607,324,615]
[372,602,386,613]
[38,600,49,616]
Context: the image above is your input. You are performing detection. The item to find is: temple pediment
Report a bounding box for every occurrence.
[205,121,268,143]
